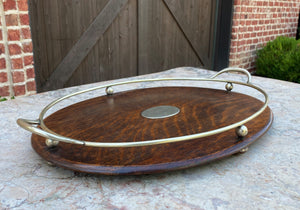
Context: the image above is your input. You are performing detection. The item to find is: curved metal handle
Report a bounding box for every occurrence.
[17,118,84,145]
[210,67,252,83]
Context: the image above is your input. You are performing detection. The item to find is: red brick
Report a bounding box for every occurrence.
[248,14,255,19]
[18,0,29,11]
[22,28,32,39]
[244,33,250,39]
[235,6,241,13]
[26,81,36,92]
[3,0,16,10]
[11,58,23,69]
[22,42,33,53]
[19,14,29,25]
[5,14,19,26]
[24,55,33,66]
[254,14,260,19]
[233,13,240,20]
[0,86,10,97]
[235,60,241,66]
[243,63,250,69]
[239,26,247,32]
[231,40,238,47]
[232,27,238,33]
[12,71,25,83]
[231,34,238,40]
[0,72,8,83]
[232,20,239,27]
[238,40,246,46]
[0,58,6,69]
[9,44,22,55]
[14,85,26,96]
[8,29,20,41]
[230,47,237,53]
[0,44,5,55]
[26,68,35,79]
[235,0,241,5]
[0,29,3,41]
[229,54,235,60]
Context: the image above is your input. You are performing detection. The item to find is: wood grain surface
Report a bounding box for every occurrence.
[31,87,273,175]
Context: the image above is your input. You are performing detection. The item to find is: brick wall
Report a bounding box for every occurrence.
[229,0,300,71]
[0,0,35,98]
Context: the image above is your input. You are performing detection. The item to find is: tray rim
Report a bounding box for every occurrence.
[30,106,273,175]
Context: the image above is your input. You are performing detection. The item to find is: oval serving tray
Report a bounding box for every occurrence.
[18,68,273,175]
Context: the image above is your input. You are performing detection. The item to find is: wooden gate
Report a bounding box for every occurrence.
[29,0,228,92]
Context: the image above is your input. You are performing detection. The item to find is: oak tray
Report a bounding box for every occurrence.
[18,68,273,175]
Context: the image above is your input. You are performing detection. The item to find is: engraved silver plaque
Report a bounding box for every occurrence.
[141,105,180,119]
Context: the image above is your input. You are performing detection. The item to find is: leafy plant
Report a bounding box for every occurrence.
[256,36,300,83]
[0,96,15,102]
[0,96,7,102]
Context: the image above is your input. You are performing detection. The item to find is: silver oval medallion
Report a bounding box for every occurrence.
[141,105,180,119]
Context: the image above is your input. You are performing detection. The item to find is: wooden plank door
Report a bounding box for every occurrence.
[138,0,216,74]
[29,0,137,92]
[29,0,224,92]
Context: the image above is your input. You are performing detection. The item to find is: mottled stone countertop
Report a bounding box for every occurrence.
[1,67,299,209]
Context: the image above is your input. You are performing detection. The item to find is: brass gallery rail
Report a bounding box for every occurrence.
[17,68,269,148]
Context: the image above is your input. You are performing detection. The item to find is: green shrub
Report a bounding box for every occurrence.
[256,36,300,83]
[0,96,7,102]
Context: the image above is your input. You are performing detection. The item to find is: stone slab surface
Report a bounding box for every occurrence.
[0,67,299,209]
